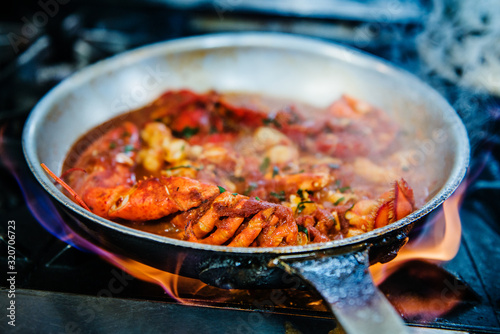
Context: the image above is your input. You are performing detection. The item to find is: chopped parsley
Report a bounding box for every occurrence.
[109,142,116,149]
[297,188,306,199]
[260,157,270,173]
[218,186,226,193]
[270,190,286,201]
[232,193,238,196]
[180,126,199,139]
[296,188,313,200]
[255,196,261,201]
[296,200,314,214]
[121,131,131,138]
[345,203,355,215]
[334,180,351,193]
[124,145,135,153]
[339,186,351,193]
[333,197,345,205]
[298,225,309,238]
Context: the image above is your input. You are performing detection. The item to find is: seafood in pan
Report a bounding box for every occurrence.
[44,90,417,247]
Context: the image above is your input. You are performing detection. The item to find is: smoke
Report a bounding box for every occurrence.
[417,0,500,152]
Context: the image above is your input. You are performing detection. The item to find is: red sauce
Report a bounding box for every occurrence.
[63,90,421,246]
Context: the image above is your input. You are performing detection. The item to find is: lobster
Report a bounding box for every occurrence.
[41,90,416,247]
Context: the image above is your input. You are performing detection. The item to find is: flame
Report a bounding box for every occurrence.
[1,126,208,303]
[96,253,208,303]
[367,182,467,320]
[370,183,466,285]
[1,125,469,317]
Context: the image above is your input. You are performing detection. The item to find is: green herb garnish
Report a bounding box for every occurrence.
[255,196,261,201]
[124,145,135,153]
[333,197,345,205]
[345,203,355,214]
[260,157,270,173]
[270,190,286,201]
[218,186,226,193]
[180,127,199,139]
[109,142,116,149]
[339,186,351,193]
[298,225,309,239]
[232,193,238,196]
[297,189,313,199]
[296,200,314,214]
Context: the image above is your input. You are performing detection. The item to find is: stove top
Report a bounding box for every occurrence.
[1,1,499,333]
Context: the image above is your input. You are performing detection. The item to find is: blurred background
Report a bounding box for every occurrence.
[1,0,499,147]
[0,0,499,333]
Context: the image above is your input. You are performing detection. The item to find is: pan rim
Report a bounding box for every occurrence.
[22,32,470,255]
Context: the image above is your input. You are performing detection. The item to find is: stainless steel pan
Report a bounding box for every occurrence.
[22,33,469,333]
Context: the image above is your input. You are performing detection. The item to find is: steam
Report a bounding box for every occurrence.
[418,0,500,93]
[417,0,500,149]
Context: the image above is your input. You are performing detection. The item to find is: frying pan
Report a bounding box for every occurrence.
[22,33,469,333]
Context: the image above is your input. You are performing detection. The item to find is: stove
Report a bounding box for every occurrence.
[1,1,499,333]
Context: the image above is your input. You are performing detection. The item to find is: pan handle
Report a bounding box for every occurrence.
[273,246,408,334]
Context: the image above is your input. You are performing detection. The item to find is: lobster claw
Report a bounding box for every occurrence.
[373,179,415,229]
[108,176,220,221]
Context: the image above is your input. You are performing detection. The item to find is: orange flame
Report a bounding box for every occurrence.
[110,182,466,307]
[0,126,209,303]
[1,124,468,313]
[370,183,466,285]
[103,253,209,303]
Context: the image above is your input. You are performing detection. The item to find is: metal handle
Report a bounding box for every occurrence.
[273,247,408,334]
